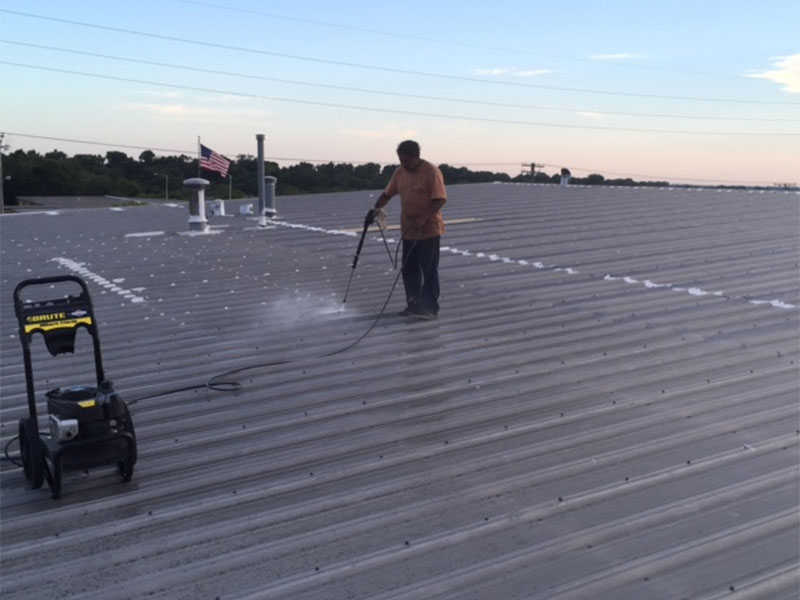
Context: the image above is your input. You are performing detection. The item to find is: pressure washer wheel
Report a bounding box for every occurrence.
[116,403,136,481]
[18,418,44,490]
[118,455,135,482]
[44,455,63,500]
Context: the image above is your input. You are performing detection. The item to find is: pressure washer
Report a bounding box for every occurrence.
[13,275,136,499]
[6,211,405,498]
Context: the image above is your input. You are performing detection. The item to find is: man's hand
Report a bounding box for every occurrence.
[409,199,444,231]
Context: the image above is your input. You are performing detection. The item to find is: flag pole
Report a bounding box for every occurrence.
[197,136,201,177]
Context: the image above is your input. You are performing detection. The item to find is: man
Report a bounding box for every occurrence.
[372,140,447,320]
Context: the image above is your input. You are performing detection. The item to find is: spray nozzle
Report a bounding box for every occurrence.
[366,208,387,231]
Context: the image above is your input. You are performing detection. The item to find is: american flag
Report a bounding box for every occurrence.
[200,144,231,177]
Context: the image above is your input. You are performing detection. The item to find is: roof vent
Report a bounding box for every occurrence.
[183,178,210,232]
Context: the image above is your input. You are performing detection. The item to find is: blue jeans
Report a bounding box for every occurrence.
[402,236,440,314]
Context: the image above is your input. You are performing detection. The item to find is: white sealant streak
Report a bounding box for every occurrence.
[50,257,146,303]
[273,220,795,311]
[644,280,668,289]
[605,273,794,310]
[687,288,709,296]
[274,221,356,237]
[750,299,796,309]
[178,229,224,237]
[126,231,165,238]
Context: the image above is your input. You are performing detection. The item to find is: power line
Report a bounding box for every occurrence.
[179,0,733,79]
[3,132,786,186]
[3,40,794,124]
[2,132,377,164]
[3,133,195,155]
[2,9,797,106]
[3,61,794,137]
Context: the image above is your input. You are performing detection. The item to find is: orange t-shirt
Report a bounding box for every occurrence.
[383,159,447,240]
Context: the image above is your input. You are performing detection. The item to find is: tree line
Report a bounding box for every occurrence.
[1,148,671,206]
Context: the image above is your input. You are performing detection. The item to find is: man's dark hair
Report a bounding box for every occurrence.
[396,140,420,158]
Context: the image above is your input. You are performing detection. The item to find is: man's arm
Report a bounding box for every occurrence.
[429,197,446,215]
[373,191,391,209]
[407,197,446,230]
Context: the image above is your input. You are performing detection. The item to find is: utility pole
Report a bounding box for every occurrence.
[532,162,543,183]
[154,172,169,201]
[521,162,544,183]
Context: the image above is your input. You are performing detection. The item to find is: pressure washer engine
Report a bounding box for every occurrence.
[13,275,136,499]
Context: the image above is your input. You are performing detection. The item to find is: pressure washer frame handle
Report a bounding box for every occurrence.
[13,275,106,422]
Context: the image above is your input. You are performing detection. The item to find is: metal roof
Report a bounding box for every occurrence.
[14,195,149,210]
[2,182,798,600]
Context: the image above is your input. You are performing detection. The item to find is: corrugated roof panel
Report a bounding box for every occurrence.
[1,183,798,599]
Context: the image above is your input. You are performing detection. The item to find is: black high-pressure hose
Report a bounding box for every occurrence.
[125,209,413,404]
[343,207,394,303]
[2,212,415,466]
[4,438,24,467]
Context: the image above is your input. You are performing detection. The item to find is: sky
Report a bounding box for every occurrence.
[0,0,798,185]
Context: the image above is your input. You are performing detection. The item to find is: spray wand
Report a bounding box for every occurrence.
[342,208,375,304]
[342,207,392,304]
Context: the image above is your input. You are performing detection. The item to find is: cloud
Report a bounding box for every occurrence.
[120,102,273,122]
[590,53,645,61]
[211,95,252,104]
[128,90,185,99]
[575,111,607,121]
[513,69,553,77]
[474,67,552,77]
[128,90,250,104]
[474,68,508,76]
[129,103,206,117]
[744,54,800,94]
[340,125,417,139]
